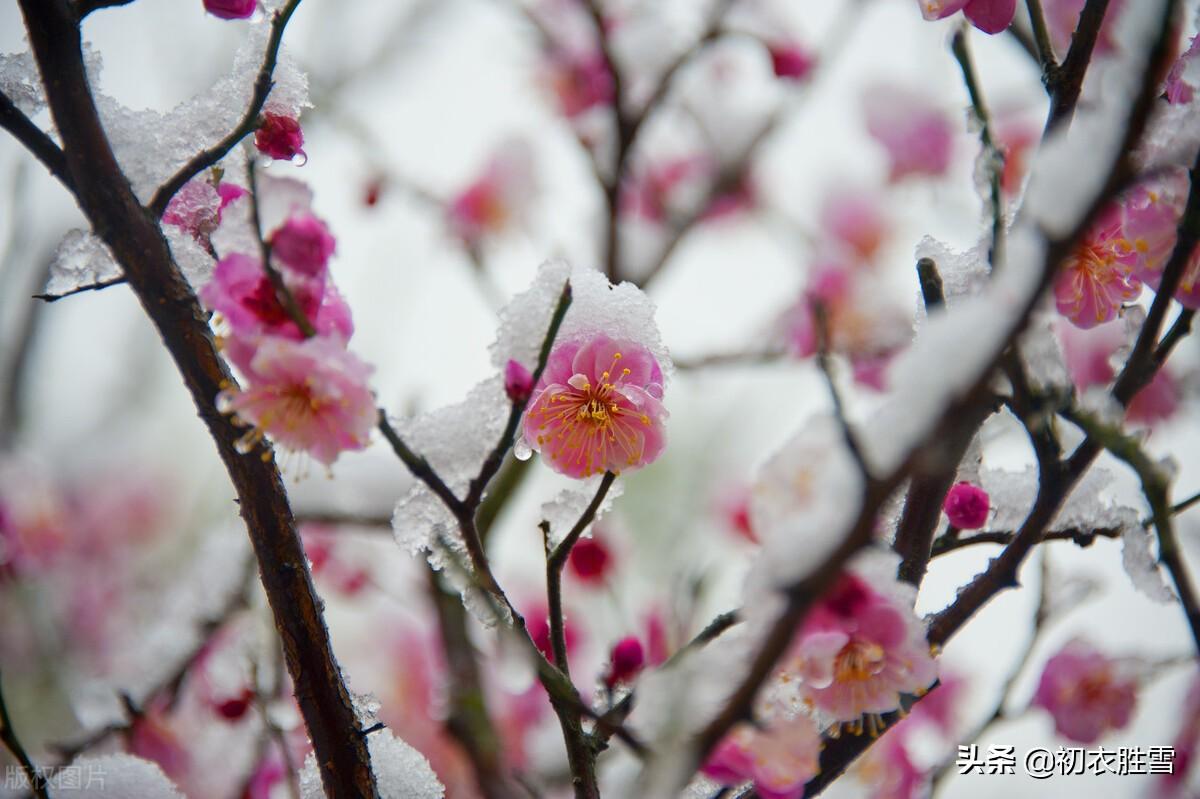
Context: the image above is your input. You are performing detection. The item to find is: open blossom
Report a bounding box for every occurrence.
[521,334,667,478]
[255,112,305,162]
[270,214,336,278]
[1123,169,1200,309]
[917,0,1016,34]
[545,49,614,119]
[204,0,256,19]
[200,253,353,344]
[864,85,955,182]
[1053,205,1141,328]
[821,190,888,261]
[1057,320,1180,425]
[1033,639,1138,743]
[787,571,937,726]
[702,717,822,799]
[943,482,989,529]
[448,138,537,245]
[219,336,376,466]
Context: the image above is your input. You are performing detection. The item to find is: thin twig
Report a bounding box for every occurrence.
[147,0,303,217]
[32,275,127,302]
[245,156,316,337]
[1046,0,1112,130]
[0,91,76,194]
[0,670,48,798]
[1025,0,1059,74]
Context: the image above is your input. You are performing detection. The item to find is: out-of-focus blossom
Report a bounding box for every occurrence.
[768,41,817,81]
[702,717,822,799]
[567,535,612,584]
[1044,0,1126,58]
[603,636,645,688]
[1053,205,1141,328]
[448,138,537,246]
[269,214,336,278]
[527,605,582,663]
[218,336,376,466]
[1058,320,1181,425]
[204,0,256,20]
[1166,35,1200,105]
[644,608,672,666]
[917,0,1016,34]
[200,253,353,344]
[162,178,222,240]
[1123,169,1200,309]
[255,113,305,163]
[702,172,758,221]
[1160,671,1200,796]
[363,176,385,208]
[130,702,191,782]
[1032,639,1138,744]
[545,49,614,119]
[217,182,247,210]
[718,485,758,544]
[521,334,667,478]
[621,155,708,224]
[242,754,287,799]
[864,85,955,181]
[504,359,535,404]
[943,482,989,529]
[787,572,937,725]
[821,190,889,261]
[996,117,1039,197]
[856,732,927,799]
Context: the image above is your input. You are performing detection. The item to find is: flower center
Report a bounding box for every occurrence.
[833,640,886,683]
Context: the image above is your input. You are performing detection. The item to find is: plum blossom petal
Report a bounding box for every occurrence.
[1032,639,1138,744]
[864,85,955,181]
[448,138,537,246]
[521,334,668,478]
[1053,205,1141,328]
[204,0,256,20]
[270,214,336,278]
[219,336,376,466]
[702,718,822,799]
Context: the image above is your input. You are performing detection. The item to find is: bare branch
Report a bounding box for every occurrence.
[0,91,76,194]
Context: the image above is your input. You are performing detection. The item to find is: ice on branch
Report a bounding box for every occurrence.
[299,729,444,799]
[44,230,123,298]
[92,22,309,202]
[914,236,989,310]
[1122,523,1177,603]
[56,754,184,798]
[540,477,624,547]
[0,50,45,116]
[748,415,866,586]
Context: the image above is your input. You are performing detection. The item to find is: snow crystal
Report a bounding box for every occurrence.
[490,259,673,378]
[0,50,45,117]
[540,476,624,547]
[1019,309,1071,393]
[299,729,444,799]
[1024,0,1170,237]
[94,23,309,202]
[59,754,184,798]
[914,236,989,311]
[165,226,216,288]
[44,230,122,297]
[749,414,866,586]
[1122,523,1176,603]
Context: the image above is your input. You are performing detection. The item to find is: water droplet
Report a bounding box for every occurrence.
[514,439,533,461]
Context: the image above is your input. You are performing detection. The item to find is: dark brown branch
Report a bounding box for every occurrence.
[0,91,76,194]
[0,670,47,798]
[75,0,135,17]
[15,2,377,794]
[33,275,127,302]
[1046,0,1112,130]
[147,0,302,218]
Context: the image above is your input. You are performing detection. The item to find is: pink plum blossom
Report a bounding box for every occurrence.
[856,732,927,799]
[603,636,645,688]
[521,334,667,478]
[218,336,376,466]
[546,49,614,119]
[821,189,889,261]
[567,534,612,583]
[448,138,537,246]
[620,155,708,224]
[200,253,353,345]
[1123,169,1200,309]
[718,485,758,544]
[768,41,816,81]
[1032,639,1138,744]
[943,482,989,529]
[702,717,822,799]
[217,181,247,209]
[917,0,1016,34]
[1166,35,1200,105]
[162,178,222,240]
[1160,671,1200,795]
[1057,320,1180,425]
[1053,205,1141,328]
[996,117,1038,196]
[504,359,535,404]
[270,214,336,278]
[204,0,256,20]
[255,112,305,162]
[864,85,955,182]
[787,572,937,726]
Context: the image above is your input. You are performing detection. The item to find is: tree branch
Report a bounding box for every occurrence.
[1046,0,1112,130]
[147,0,303,218]
[15,2,378,794]
[75,0,136,17]
[0,91,76,194]
[32,275,127,302]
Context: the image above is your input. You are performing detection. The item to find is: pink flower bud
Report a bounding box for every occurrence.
[605,636,645,688]
[567,536,612,583]
[204,0,256,20]
[943,481,989,529]
[504,359,534,404]
[768,43,816,82]
[214,689,254,722]
[255,113,305,163]
[270,214,336,278]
